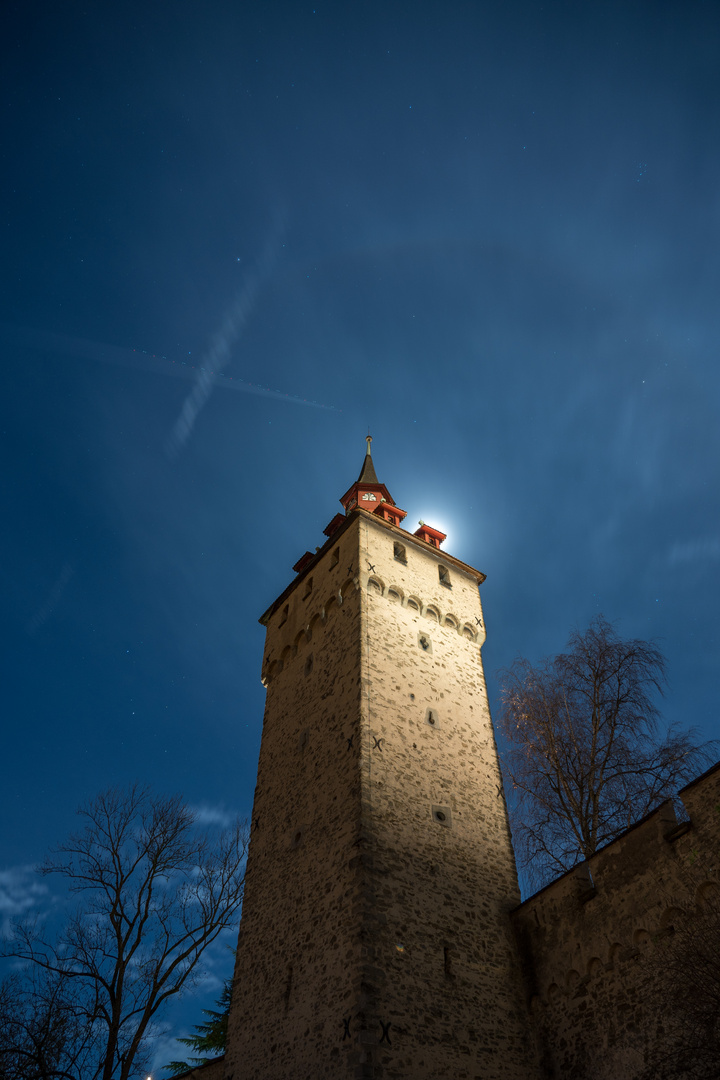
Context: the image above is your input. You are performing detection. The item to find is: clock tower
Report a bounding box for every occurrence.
[224,440,539,1079]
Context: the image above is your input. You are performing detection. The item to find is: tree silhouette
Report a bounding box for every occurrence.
[1,786,248,1080]
[498,615,715,888]
[165,978,231,1076]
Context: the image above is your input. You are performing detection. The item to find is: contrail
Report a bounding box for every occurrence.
[0,321,338,414]
[26,562,75,635]
[165,228,286,458]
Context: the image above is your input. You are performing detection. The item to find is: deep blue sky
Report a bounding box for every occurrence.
[2,0,719,1068]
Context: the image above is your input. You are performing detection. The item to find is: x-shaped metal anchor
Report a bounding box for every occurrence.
[367,562,376,572]
[372,736,384,751]
[379,1020,392,1045]
[346,735,354,750]
[342,1017,352,1041]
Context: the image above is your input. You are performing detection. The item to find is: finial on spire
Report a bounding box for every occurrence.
[366,434,373,454]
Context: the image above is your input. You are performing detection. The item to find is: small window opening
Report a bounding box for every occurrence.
[304,654,313,676]
[432,805,452,827]
[303,576,313,599]
[426,708,440,728]
[439,565,451,588]
[331,547,340,567]
[393,542,406,562]
[279,604,289,627]
[418,634,432,652]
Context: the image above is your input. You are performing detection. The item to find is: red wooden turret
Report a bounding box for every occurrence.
[414,521,447,549]
[339,436,407,526]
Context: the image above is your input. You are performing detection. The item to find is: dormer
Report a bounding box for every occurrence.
[414,521,447,549]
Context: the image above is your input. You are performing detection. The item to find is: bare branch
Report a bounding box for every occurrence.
[498,615,717,889]
[2,785,248,1080]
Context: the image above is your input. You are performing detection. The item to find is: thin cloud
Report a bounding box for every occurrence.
[189,803,236,828]
[0,864,49,934]
[668,537,720,566]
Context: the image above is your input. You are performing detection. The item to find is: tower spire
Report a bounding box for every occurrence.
[337,436,406,526]
[356,433,379,485]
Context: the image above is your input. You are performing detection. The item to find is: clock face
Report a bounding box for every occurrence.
[362,492,377,501]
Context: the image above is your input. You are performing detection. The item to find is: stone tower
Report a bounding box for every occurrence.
[224,440,539,1080]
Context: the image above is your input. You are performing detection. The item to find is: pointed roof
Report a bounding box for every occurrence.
[356,435,379,485]
[339,435,398,512]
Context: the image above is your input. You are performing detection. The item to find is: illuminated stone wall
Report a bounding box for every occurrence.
[223,508,540,1080]
[512,763,720,1079]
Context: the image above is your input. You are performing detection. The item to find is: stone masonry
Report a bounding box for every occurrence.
[198,445,719,1080]
[222,456,541,1079]
[512,761,720,1079]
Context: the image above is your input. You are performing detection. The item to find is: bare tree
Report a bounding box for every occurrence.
[0,965,101,1080]
[498,616,715,887]
[1,786,248,1080]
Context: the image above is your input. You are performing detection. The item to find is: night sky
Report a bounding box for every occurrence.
[2,0,719,1068]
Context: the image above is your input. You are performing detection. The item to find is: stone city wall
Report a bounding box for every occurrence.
[512,761,720,1079]
[172,1058,226,1080]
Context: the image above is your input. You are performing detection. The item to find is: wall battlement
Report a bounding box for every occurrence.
[511,760,720,1078]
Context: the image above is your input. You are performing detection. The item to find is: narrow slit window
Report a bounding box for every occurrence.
[393,542,407,563]
[331,547,340,568]
[426,707,440,728]
[439,565,451,588]
[279,604,289,627]
[303,576,313,599]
